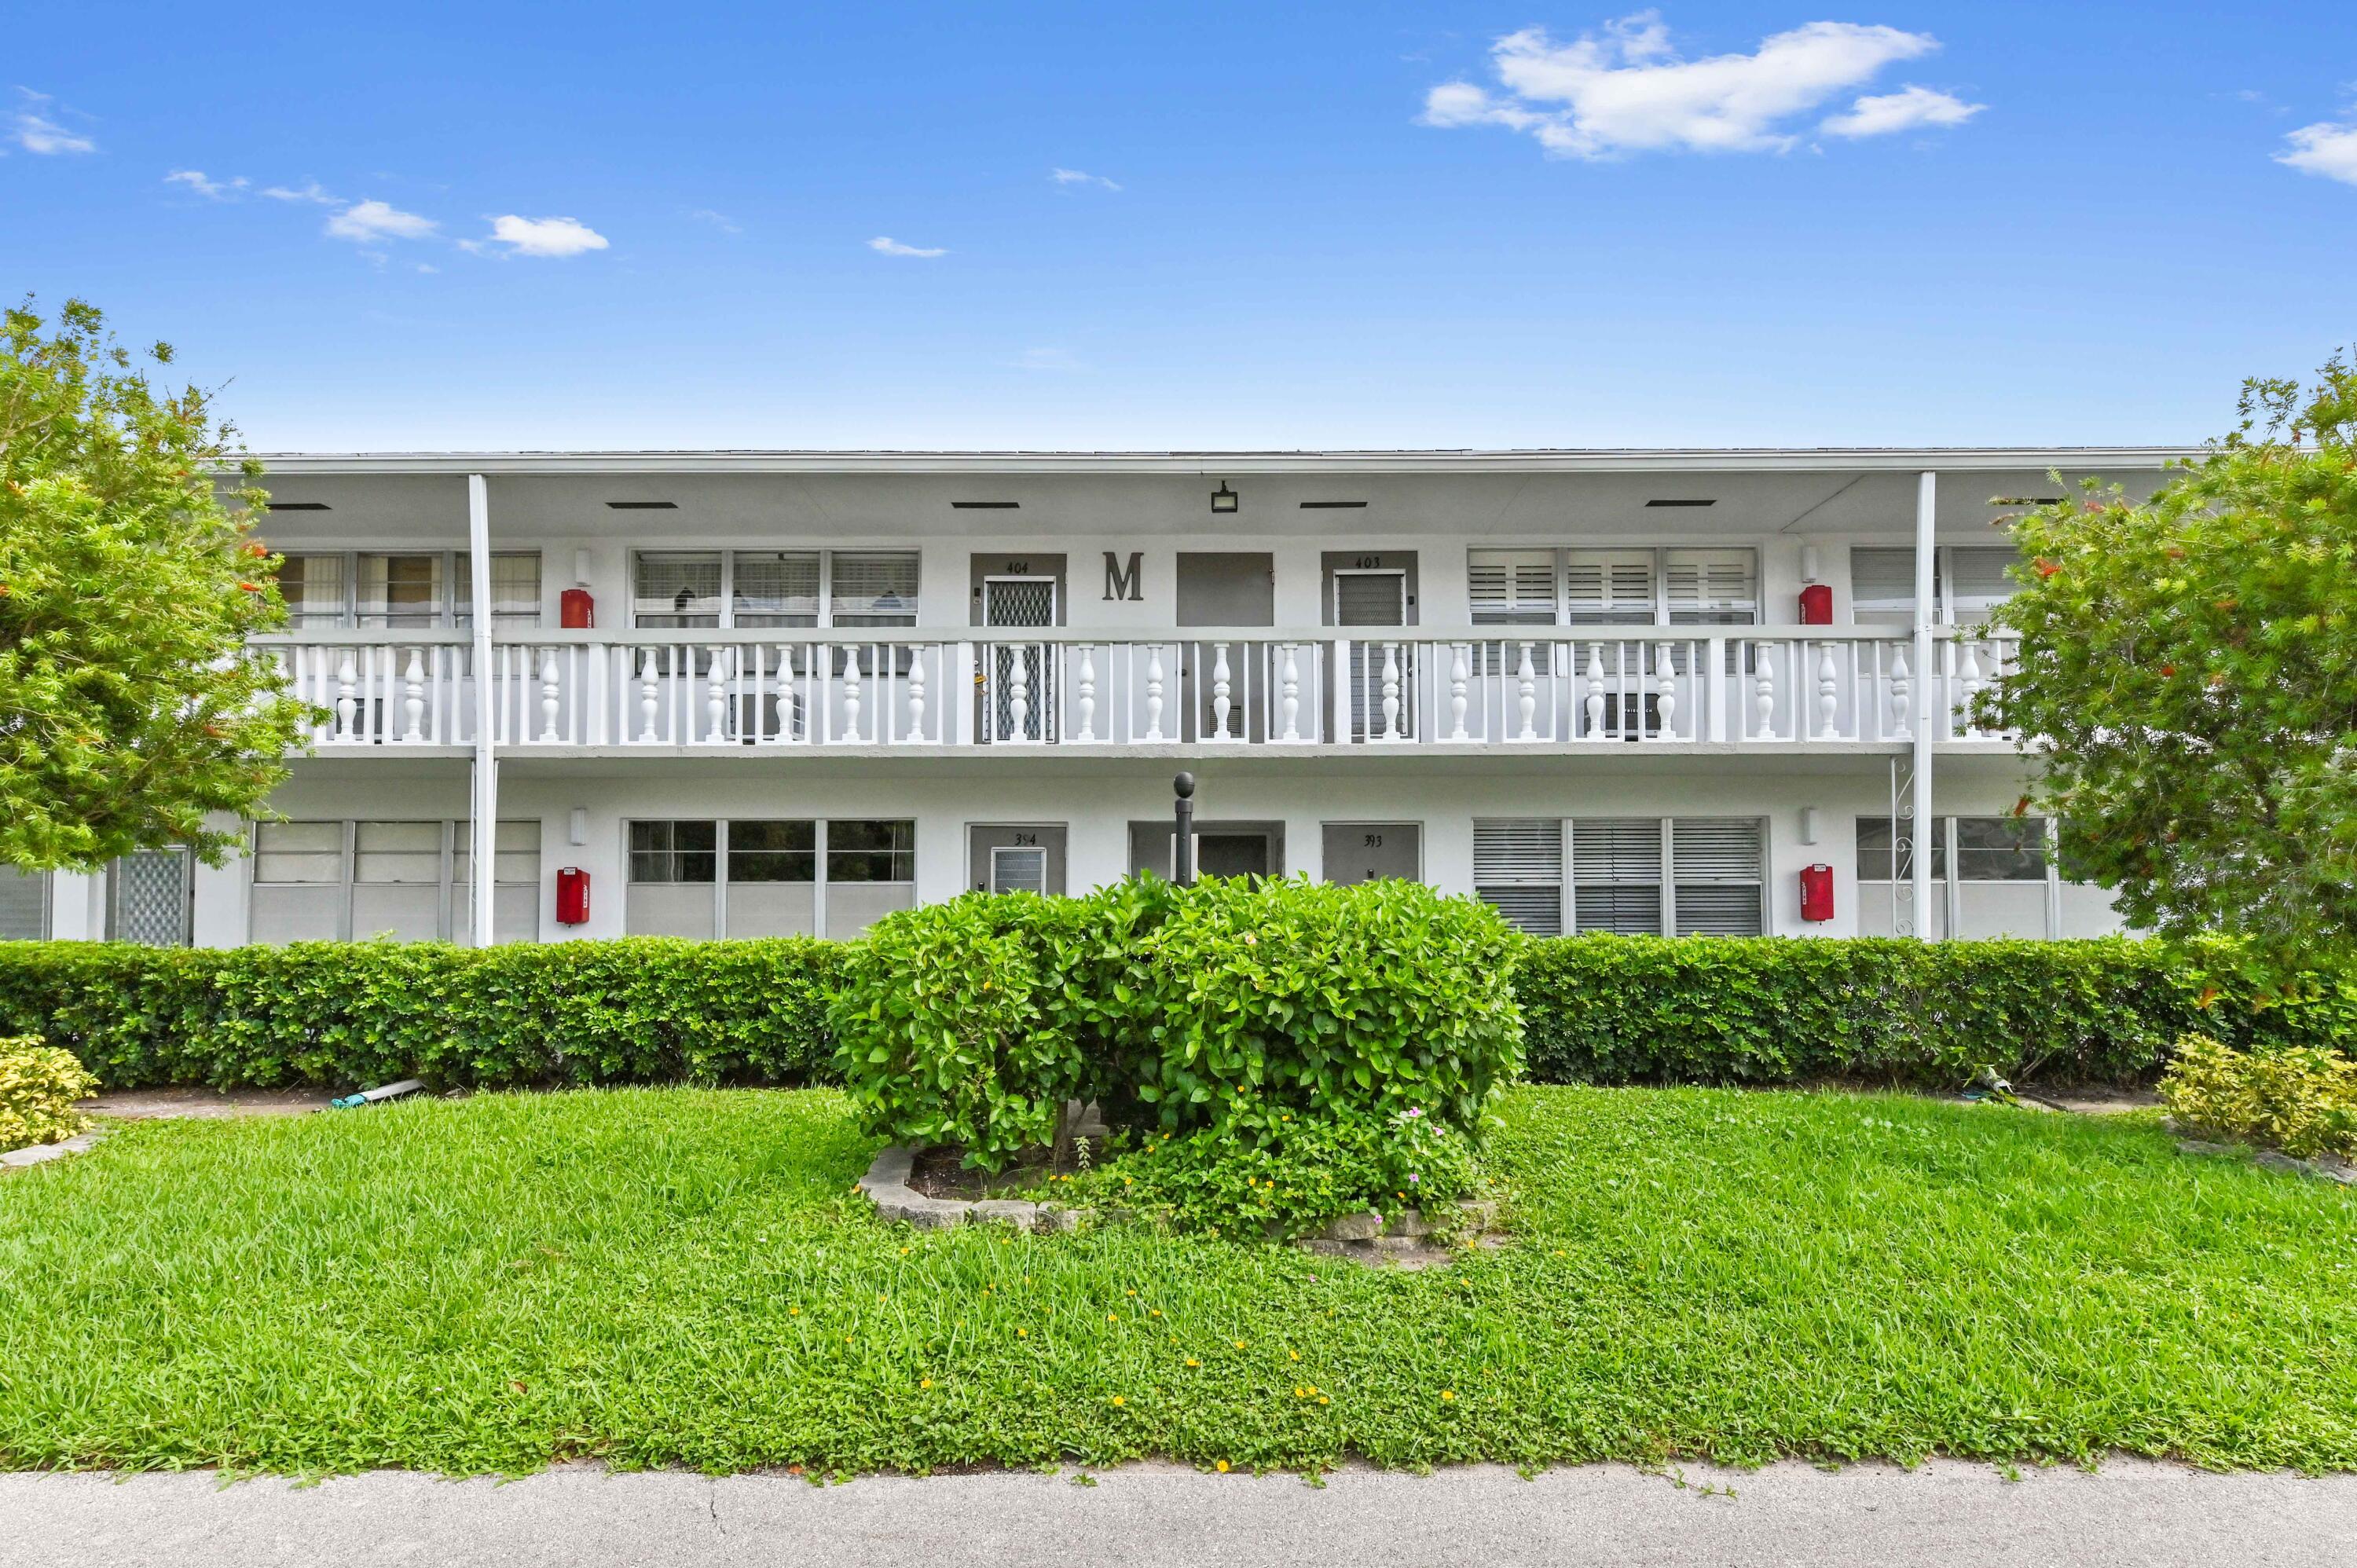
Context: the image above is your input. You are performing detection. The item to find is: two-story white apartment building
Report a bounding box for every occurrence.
[0,447,2183,951]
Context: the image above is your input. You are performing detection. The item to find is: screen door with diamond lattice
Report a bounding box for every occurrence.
[982,577,1058,742]
[111,850,191,946]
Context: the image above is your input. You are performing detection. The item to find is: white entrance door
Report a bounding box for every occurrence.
[982,577,1058,742]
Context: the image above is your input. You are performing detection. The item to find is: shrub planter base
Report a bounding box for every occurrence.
[856,1145,1082,1235]
[1292,1201,1501,1269]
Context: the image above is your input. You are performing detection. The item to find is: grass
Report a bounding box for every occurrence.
[2,1085,2353,1476]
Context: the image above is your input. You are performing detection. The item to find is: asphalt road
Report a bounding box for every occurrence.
[9,1460,2355,1568]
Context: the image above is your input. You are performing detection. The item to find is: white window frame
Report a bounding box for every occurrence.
[624,816,916,937]
[272,549,543,630]
[248,819,539,941]
[1466,548,1759,628]
[1472,815,1769,936]
[629,548,922,632]
[1849,545,2021,628]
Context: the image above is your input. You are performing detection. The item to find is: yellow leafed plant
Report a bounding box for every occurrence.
[0,1035,97,1152]
[2160,1034,2357,1162]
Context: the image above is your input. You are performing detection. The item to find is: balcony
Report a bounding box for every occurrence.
[250,627,2022,753]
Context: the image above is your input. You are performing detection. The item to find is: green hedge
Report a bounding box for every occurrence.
[0,928,2342,1097]
[1516,935,2357,1086]
[0,939,841,1090]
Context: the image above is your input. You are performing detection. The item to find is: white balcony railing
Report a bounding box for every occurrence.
[250,627,2020,751]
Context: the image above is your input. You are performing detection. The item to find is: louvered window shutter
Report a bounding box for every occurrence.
[1468,550,1557,625]
[829,551,921,627]
[1664,549,1757,625]
[1474,819,1563,936]
[733,551,822,627]
[1670,818,1765,936]
[1572,818,1664,934]
[1333,572,1406,627]
[633,552,724,628]
[1563,551,1656,625]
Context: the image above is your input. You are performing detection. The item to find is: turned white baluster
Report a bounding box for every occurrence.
[905,647,926,743]
[1957,639,1985,736]
[1753,640,1776,738]
[705,648,728,741]
[1378,643,1402,741]
[538,648,561,742]
[398,649,426,742]
[335,652,358,740]
[1277,644,1301,742]
[1075,646,1098,742]
[1583,643,1606,739]
[1210,643,1233,740]
[1144,645,1166,741]
[1888,644,1912,740]
[1447,643,1470,741]
[637,649,660,742]
[1514,642,1538,741]
[1008,645,1031,741]
[841,646,864,742]
[1653,643,1678,739]
[1815,643,1840,740]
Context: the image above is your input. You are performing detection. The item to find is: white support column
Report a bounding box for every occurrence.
[467,473,498,947]
[1911,470,1937,940]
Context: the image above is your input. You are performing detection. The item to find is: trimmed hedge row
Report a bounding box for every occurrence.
[0,939,841,1090]
[1518,936,2355,1086]
[0,929,2343,1094]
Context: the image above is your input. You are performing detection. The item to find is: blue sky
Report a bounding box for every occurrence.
[6,2,2356,451]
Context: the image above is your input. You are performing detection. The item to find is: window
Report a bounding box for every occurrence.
[1663,550,1757,627]
[1851,546,2022,627]
[249,819,538,943]
[268,551,541,629]
[990,845,1048,895]
[728,819,816,881]
[630,819,718,883]
[829,819,915,882]
[456,553,544,630]
[631,550,919,630]
[1856,815,2051,881]
[1466,551,1556,627]
[0,866,50,940]
[1475,816,1766,936]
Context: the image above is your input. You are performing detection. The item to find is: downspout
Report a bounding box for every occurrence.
[468,474,497,947]
[1912,470,1937,940]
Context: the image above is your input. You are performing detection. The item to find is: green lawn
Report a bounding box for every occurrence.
[2,1085,2353,1475]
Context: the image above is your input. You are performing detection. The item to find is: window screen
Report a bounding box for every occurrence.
[630,819,717,882]
[828,819,915,882]
[354,821,444,884]
[453,821,541,885]
[456,553,544,629]
[829,552,920,628]
[254,821,344,883]
[356,554,445,629]
[1573,818,1664,935]
[1850,548,1918,625]
[1953,816,2050,881]
[1473,819,1563,936]
[277,554,348,628]
[733,553,822,628]
[634,554,724,629]
[728,819,816,882]
[1856,815,1949,881]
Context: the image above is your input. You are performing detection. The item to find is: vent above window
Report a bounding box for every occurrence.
[1299,500,1368,509]
[951,500,1021,510]
[265,501,332,511]
[605,500,678,511]
[1644,498,1716,508]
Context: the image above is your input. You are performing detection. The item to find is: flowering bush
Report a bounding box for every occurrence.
[1078,1102,1486,1240]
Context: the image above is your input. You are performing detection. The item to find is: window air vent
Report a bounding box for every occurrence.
[605,500,679,510]
[264,501,332,511]
[1990,496,2063,507]
[1644,498,1716,508]
[1299,500,1369,509]
[951,500,1021,509]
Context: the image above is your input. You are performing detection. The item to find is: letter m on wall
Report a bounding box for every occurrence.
[1104,550,1142,602]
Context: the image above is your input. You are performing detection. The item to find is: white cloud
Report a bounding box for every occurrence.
[1821,85,1985,137]
[482,214,610,257]
[260,181,338,204]
[11,104,95,155]
[324,199,438,243]
[1421,11,1976,159]
[165,168,246,199]
[687,207,741,233]
[2278,119,2357,186]
[1050,167,1122,191]
[867,235,947,257]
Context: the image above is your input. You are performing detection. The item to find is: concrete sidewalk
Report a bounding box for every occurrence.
[7,1460,2353,1568]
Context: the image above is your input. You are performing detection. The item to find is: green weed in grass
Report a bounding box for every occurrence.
[0,1085,2351,1475]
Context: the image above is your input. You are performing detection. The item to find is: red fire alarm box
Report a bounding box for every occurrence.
[1798,582,1833,625]
[556,866,591,925]
[1799,863,1835,923]
[560,588,596,629]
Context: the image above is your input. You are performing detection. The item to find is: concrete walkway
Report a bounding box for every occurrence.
[6,1460,2352,1568]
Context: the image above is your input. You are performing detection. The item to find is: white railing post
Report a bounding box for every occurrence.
[538,647,561,742]
[706,647,728,742]
[1379,642,1402,742]
[841,645,864,743]
[1447,643,1470,741]
[1075,645,1097,742]
[1009,644,1032,742]
[1958,639,1985,736]
[637,649,659,742]
[1753,639,1775,740]
[1816,642,1840,741]
[1143,644,1165,742]
[335,652,357,741]
[400,649,426,742]
[1210,643,1232,741]
[1583,643,1606,740]
[1653,641,1677,740]
[1888,642,1912,741]
[1279,643,1302,742]
[1706,636,1727,742]
[905,644,927,743]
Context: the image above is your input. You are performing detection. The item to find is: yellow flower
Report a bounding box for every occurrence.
[1234,1339,1248,1350]
[1017,1328,1028,1338]
[1110,1395,1127,1408]
[1317,1395,1330,1406]
[1125,1289,1136,1296]
[1107,1313,1119,1322]
[789,1307,800,1316]
[1215,1460,1230,1473]
[1295,1386,1308,1398]
[1186,1358,1200,1368]
[1288,1350,1299,1362]
[1441,1390,1455,1401]
[920,1378,933,1389]
[900,1247,911,1256]
[1149,1309,1162,1318]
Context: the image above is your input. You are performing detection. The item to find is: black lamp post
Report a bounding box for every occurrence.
[1173,771,1196,886]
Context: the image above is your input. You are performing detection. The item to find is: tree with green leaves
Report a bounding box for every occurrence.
[0,298,310,870]
[1991,354,2357,972]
